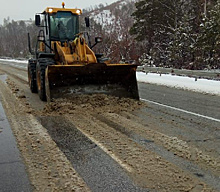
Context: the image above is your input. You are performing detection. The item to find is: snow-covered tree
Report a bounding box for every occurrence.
[130,0,219,69]
[198,0,220,69]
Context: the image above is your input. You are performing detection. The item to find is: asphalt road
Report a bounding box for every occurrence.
[0,101,32,192]
[138,82,220,120]
[137,82,220,190]
[39,116,149,192]
[0,60,219,191]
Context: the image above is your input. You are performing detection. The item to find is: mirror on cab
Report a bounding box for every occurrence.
[91,37,103,48]
[35,15,41,26]
[85,17,90,28]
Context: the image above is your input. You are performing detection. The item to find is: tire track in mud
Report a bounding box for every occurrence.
[135,107,220,167]
[61,113,212,191]
[38,116,149,192]
[1,62,219,191]
[131,105,220,160]
[101,111,220,173]
[41,95,217,191]
[0,67,27,84]
[0,80,90,192]
[0,65,46,111]
[4,64,27,72]
[92,113,220,191]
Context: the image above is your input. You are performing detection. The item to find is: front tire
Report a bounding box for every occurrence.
[36,58,55,101]
[28,59,37,93]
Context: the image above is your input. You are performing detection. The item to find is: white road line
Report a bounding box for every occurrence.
[73,126,134,173]
[141,98,220,123]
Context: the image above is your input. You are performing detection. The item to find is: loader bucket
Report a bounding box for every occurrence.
[45,63,139,102]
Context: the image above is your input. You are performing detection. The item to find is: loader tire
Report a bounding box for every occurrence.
[36,58,55,101]
[28,59,37,93]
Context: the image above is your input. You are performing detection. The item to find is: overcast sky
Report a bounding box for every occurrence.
[0,0,118,24]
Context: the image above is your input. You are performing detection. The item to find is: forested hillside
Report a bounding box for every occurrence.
[81,0,140,63]
[130,0,220,69]
[0,0,219,69]
[0,18,37,58]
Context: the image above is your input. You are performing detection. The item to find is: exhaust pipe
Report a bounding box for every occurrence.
[28,33,34,55]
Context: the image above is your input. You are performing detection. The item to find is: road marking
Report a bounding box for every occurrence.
[74,126,134,173]
[141,98,220,123]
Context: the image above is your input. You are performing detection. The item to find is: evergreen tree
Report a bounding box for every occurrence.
[198,0,220,69]
[130,0,219,69]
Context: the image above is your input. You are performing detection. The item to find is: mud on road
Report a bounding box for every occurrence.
[0,63,219,192]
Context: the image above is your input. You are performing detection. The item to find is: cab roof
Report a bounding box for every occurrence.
[44,7,82,15]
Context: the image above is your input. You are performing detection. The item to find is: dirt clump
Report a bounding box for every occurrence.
[43,94,145,115]
[7,78,26,98]
[5,78,36,114]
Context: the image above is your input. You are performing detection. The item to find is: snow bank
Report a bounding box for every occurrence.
[137,72,220,96]
[0,58,219,96]
[0,58,28,64]
[0,58,27,69]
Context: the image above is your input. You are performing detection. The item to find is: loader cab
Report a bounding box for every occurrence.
[49,11,79,41]
[35,7,81,56]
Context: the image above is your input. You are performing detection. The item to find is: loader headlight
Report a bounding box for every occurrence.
[76,9,81,15]
[49,8,53,13]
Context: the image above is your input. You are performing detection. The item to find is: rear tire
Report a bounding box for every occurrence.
[28,59,37,93]
[36,58,55,101]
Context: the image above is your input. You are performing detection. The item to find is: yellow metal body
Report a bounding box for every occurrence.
[39,42,45,52]
[50,35,97,65]
[44,7,82,15]
[38,5,139,101]
[40,6,97,66]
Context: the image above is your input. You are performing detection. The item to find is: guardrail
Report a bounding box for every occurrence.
[137,66,220,80]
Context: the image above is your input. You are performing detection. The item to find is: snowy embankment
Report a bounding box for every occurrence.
[0,58,28,64]
[0,59,219,96]
[0,58,28,69]
[137,72,220,96]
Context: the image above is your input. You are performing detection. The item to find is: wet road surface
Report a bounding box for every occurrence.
[0,60,220,191]
[39,116,150,192]
[0,99,32,192]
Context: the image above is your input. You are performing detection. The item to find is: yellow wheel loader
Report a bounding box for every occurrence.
[28,3,139,101]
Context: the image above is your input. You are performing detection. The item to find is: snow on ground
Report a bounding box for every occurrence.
[90,9,115,29]
[0,58,27,70]
[0,58,219,96]
[137,72,220,96]
[0,58,28,64]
